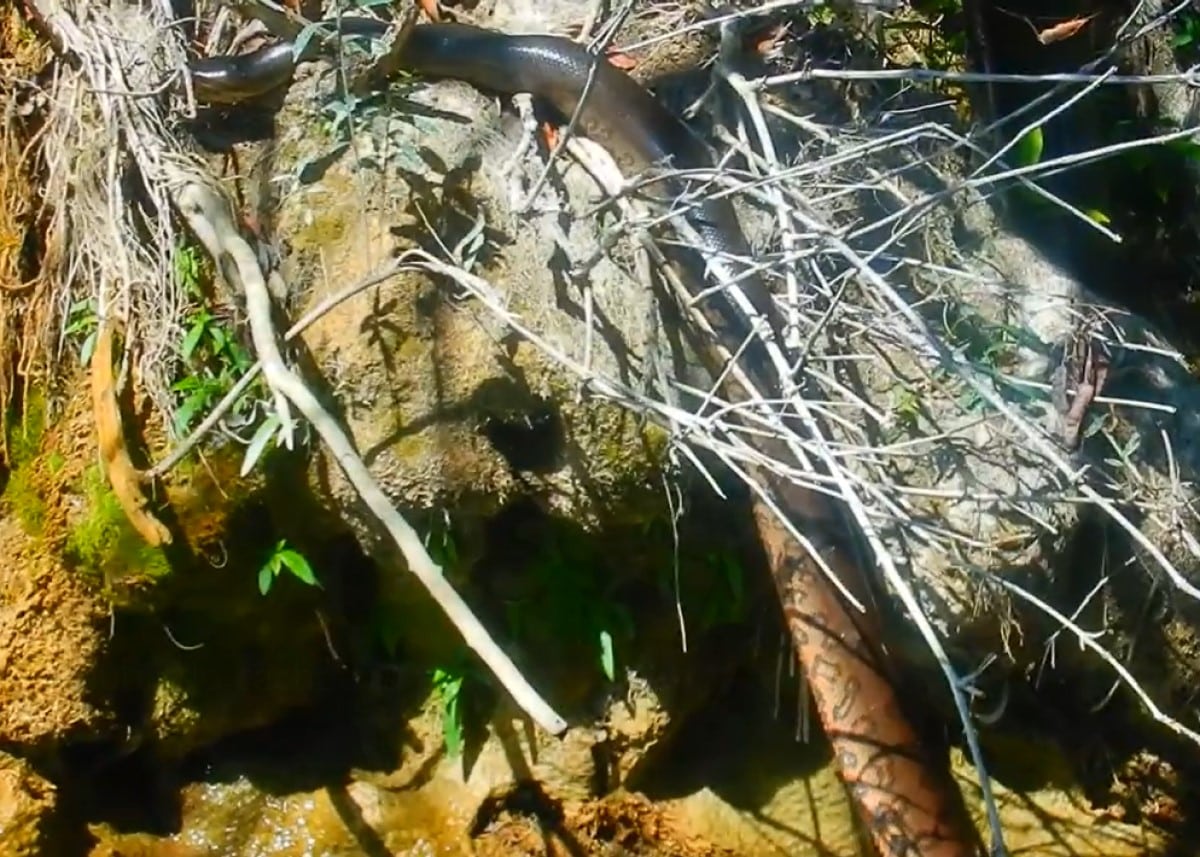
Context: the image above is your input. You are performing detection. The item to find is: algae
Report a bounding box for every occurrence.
[63,464,171,587]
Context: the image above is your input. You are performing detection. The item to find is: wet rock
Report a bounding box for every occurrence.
[0,751,56,857]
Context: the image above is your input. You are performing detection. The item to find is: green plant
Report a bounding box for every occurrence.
[698,549,748,630]
[64,298,99,365]
[932,302,1049,413]
[657,542,751,637]
[891,385,923,434]
[806,5,836,27]
[1012,126,1044,169]
[174,238,205,291]
[424,512,460,570]
[431,663,468,758]
[65,464,170,584]
[169,240,260,435]
[504,535,634,683]
[1173,12,1200,48]
[257,539,320,595]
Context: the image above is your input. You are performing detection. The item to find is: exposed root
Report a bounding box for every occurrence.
[90,321,171,547]
[0,4,54,457]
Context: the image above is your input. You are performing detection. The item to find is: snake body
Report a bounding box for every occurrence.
[188,18,979,856]
[190,20,781,359]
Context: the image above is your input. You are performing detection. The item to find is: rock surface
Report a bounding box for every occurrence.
[0,751,57,857]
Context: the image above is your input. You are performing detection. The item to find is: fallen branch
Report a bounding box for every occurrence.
[172,177,568,736]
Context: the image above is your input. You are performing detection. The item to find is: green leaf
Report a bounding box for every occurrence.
[442,693,463,757]
[1165,138,1200,161]
[229,342,253,373]
[432,667,465,757]
[182,320,207,362]
[292,21,326,61]
[599,629,615,681]
[1084,208,1111,225]
[208,324,228,354]
[258,564,274,596]
[278,549,319,587]
[1013,126,1044,167]
[79,329,98,366]
[65,306,96,336]
[173,389,211,434]
[241,414,283,477]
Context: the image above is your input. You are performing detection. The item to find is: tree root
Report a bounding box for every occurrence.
[91,320,172,547]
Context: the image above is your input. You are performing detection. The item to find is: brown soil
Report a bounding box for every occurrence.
[0,379,122,748]
[473,792,734,857]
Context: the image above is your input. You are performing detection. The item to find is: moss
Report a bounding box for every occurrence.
[3,391,50,535]
[288,173,355,254]
[63,464,171,586]
[391,431,431,465]
[147,674,203,751]
[4,467,48,536]
[7,390,47,467]
[46,451,65,474]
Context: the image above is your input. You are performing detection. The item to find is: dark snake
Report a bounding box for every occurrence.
[187,15,981,856]
[190,18,781,365]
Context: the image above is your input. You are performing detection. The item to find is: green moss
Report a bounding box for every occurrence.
[64,464,171,585]
[4,467,47,536]
[7,390,47,467]
[3,391,50,535]
[391,431,431,464]
[289,173,355,253]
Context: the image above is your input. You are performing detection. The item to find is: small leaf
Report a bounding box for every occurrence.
[326,96,360,125]
[228,341,253,373]
[258,564,274,596]
[599,629,615,681]
[1013,126,1044,167]
[173,390,208,434]
[1083,208,1111,225]
[278,549,319,587]
[208,324,228,353]
[295,141,350,183]
[241,414,283,477]
[182,321,206,362]
[442,694,463,757]
[79,329,98,366]
[292,22,325,62]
